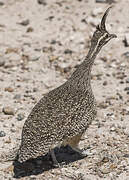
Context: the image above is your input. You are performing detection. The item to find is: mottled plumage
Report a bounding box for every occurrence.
[18,7,116,164]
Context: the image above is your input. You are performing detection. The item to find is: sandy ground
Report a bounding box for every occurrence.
[0,0,129,179]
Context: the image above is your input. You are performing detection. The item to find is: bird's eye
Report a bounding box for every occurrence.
[105,34,109,38]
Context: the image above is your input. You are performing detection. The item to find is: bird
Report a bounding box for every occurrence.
[17,7,116,166]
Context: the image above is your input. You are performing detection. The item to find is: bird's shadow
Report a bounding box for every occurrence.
[13,145,84,178]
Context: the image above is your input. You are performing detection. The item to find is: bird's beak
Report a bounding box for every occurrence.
[100,6,112,31]
[110,34,117,39]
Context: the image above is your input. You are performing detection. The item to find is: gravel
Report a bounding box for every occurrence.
[0,131,6,137]
[2,107,15,115]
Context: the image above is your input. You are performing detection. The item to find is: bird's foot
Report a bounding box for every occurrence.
[71,147,88,157]
[52,161,66,168]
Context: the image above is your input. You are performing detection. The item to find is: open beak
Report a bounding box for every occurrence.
[110,34,117,39]
[100,7,112,30]
[100,7,117,39]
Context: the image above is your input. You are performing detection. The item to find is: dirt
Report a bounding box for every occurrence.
[0,0,129,179]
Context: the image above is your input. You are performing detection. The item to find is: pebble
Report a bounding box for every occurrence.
[19,19,30,26]
[100,167,111,174]
[0,1,4,6]
[30,56,40,61]
[64,49,73,54]
[122,52,129,59]
[123,34,129,47]
[96,0,114,3]
[4,87,14,92]
[33,88,38,92]
[37,0,47,5]
[96,0,107,3]
[49,56,58,62]
[13,94,21,100]
[0,57,5,66]
[107,113,114,116]
[3,106,15,115]
[4,62,14,69]
[17,113,25,121]
[98,102,108,109]
[110,126,116,132]
[126,78,129,83]
[124,87,129,91]
[103,81,108,86]
[42,46,54,53]
[0,130,6,137]
[26,27,34,32]
[124,154,129,158]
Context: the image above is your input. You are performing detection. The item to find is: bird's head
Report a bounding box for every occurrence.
[90,7,117,53]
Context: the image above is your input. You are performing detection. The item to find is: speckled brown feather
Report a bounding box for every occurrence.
[18,7,116,163]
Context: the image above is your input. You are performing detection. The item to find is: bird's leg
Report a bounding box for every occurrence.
[50,149,59,167]
[62,133,87,157]
[71,147,87,157]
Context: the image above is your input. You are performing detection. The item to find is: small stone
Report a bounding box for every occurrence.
[47,16,54,21]
[96,0,115,3]
[100,167,110,174]
[4,87,14,92]
[4,62,14,68]
[42,46,54,53]
[49,56,58,62]
[30,56,40,61]
[13,94,21,100]
[102,157,109,163]
[26,27,34,32]
[0,131,6,137]
[110,126,116,132]
[19,19,30,26]
[123,34,129,47]
[124,87,129,91]
[5,138,11,143]
[64,49,73,54]
[122,52,129,59]
[0,57,5,66]
[37,0,47,5]
[81,18,87,24]
[107,113,114,116]
[17,113,25,121]
[126,79,129,83]
[33,88,38,92]
[96,0,106,2]
[98,102,108,109]
[103,81,108,86]
[124,154,129,158]
[116,92,123,100]
[0,1,4,6]
[3,106,15,115]
[51,40,57,44]
[10,128,16,133]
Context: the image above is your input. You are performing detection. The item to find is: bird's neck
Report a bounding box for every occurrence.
[86,37,102,63]
[69,41,101,90]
